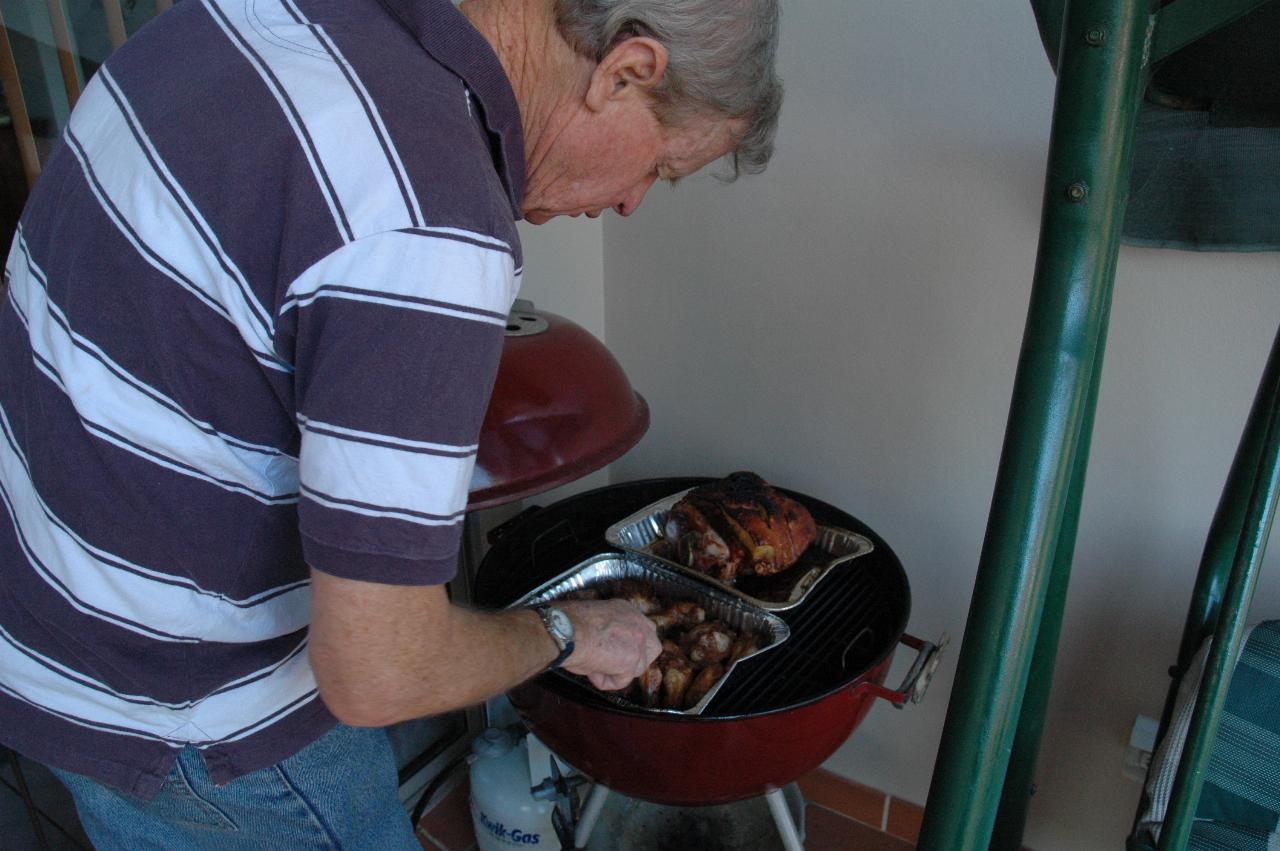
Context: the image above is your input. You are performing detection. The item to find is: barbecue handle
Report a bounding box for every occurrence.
[864,633,948,708]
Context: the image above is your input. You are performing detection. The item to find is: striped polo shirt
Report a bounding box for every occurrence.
[0,0,524,797]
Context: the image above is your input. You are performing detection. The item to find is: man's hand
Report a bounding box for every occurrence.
[556,599,662,691]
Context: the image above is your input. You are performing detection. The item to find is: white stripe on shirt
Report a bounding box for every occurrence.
[297,414,477,455]
[203,0,426,240]
[299,423,476,524]
[281,228,517,321]
[0,408,310,644]
[280,0,426,228]
[0,625,317,744]
[65,70,281,366]
[8,236,299,503]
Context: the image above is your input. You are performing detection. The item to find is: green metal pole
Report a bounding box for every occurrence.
[1156,327,1280,851]
[1170,329,1280,686]
[916,1,1152,847]
[1129,324,1280,848]
[988,336,1106,850]
[1128,329,1280,849]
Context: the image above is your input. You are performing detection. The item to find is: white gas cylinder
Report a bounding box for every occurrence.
[469,728,557,851]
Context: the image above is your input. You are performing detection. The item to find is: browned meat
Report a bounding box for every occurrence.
[665,501,736,581]
[667,601,706,626]
[579,581,763,712]
[638,663,663,707]
[684,663,724,708]
[647,611,676,633]
[609,579,662,614]
[727,631,759,666]
[661,651,693,709]
[648,601,707,634]
[681,621,734,666]
[663,472,818,582]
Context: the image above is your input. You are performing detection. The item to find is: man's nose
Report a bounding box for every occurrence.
[614,174,658,217]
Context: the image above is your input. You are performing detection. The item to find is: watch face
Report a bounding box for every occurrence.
[549,608,573,639]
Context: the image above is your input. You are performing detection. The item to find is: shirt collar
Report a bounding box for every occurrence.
[377,0,527,214]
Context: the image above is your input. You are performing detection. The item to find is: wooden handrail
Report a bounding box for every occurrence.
[103,0,128,51]
[44,0,81,108]
[0,7,42,189]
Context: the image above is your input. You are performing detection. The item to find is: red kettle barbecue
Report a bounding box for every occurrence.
[473,478,943,811]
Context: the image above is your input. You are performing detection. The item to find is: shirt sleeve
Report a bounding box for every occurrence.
[279,227,518,585]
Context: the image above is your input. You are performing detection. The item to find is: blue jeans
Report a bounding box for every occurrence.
[50,724,421,850]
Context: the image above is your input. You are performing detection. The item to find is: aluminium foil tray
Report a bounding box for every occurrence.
[605,488,875,611]
[508,552,790,716]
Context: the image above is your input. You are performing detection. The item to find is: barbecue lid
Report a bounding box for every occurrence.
[468,301,650,510]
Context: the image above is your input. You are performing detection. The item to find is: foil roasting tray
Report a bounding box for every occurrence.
[605,488,876,611]
[508,553,790,716]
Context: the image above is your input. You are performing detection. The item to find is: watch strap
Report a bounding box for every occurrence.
[549,640,575,670]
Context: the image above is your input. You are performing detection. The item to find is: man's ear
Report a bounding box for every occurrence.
[584,36,668,112]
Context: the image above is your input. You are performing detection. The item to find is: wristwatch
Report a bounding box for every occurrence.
[532,604,576,669]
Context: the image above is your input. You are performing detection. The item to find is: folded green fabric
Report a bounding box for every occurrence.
[1194,622,1280,833]
[1188,820,1275,851]
[1123,106,1280,253]
[1141,621,1280,845]
[1031,0,1280,253]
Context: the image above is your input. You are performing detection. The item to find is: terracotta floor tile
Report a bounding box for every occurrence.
[797,768,886,828]
[806,805,913,850]
[417,780,477,851]
[886,797,925,843]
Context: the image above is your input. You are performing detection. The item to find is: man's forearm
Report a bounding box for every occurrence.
[405,605,561,715]
[309,569,559,727]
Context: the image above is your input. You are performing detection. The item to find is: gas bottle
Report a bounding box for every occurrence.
[469,728,557,851]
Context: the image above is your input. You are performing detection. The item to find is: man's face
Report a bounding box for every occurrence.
[521,99,745,225]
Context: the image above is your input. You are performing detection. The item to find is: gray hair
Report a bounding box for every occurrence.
[553,0,783,179]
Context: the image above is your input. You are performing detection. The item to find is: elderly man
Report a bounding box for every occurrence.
[0,0,780,846]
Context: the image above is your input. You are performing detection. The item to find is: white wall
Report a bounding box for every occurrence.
[594,1,1280,849]
[513,216,613,499]
[517,216,606,339]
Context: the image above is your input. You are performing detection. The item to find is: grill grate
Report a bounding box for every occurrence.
[706,559,901,715]
[474,477,909,718]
